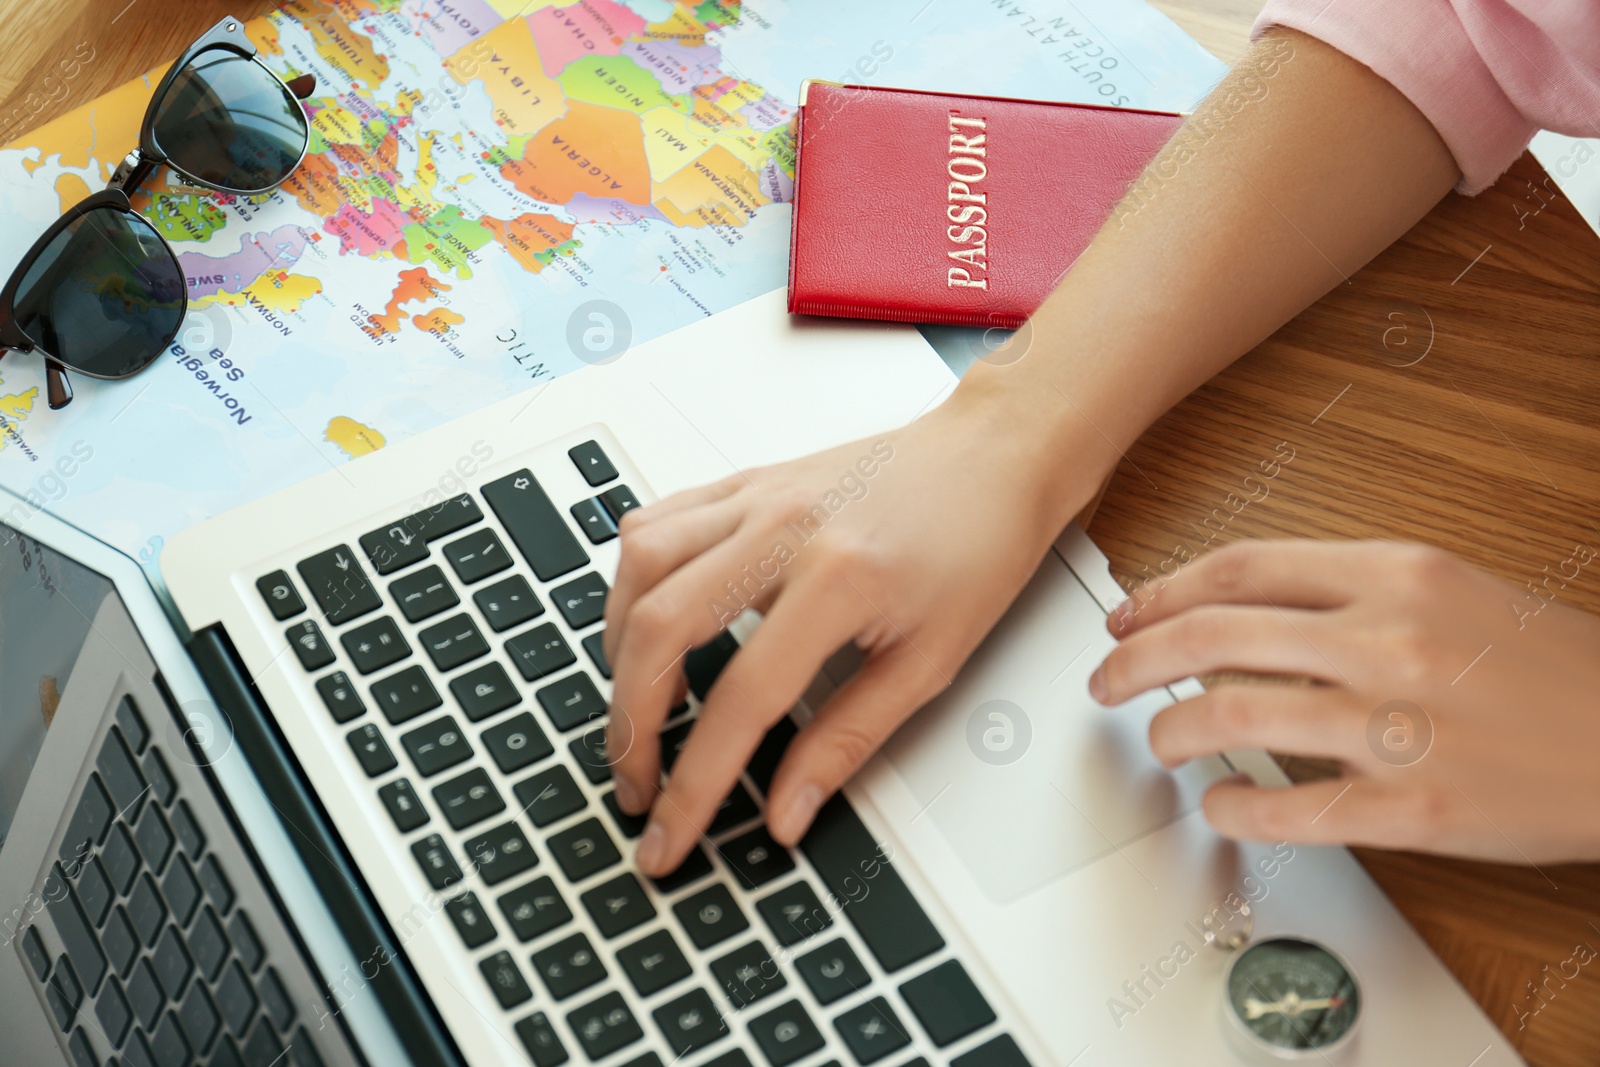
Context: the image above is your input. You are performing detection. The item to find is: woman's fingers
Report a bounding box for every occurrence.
[1202,775,1441,852]
[634,581,869,876]
[1110,540,1373,636]
[766,640,952,845]
[604,494,747,664]
[1092,604,1354,704]
[1148,683,1372,768]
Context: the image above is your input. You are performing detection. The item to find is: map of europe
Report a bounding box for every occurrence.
[0,0,1221,579]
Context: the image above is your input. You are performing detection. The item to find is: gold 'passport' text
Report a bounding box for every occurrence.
[946,113,989,289]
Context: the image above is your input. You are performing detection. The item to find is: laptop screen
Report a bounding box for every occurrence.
[0,519,117,856]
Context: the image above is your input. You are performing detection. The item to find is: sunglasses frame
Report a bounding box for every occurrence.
[0,16,315,409]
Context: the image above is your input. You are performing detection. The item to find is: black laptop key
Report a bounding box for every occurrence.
[390,565,460,623]
[481,950,534,1009]
[347,723,398,777]
[125,958,163,1032]
[797,939,870,1006]
[951,1035,1031,1067]
[533,932,607,1000]
[97,727,148,820]
[444,528,511,584]
[602,791,647,838]
[704,1052,757,1067]
[483,712,553,774]
[191,906,229,982]
[127,873,167,947]
[315,670,366,723]
[178,981,222,1055]
[359,521,430,575]
[413,493,485,541]
[230,911,264,973]
[900,959,997,1047]
[552,571,609,629]
[444,891,496,949]
[171,800,205,857]
[548,818,620,883]
[617,928,692,996]
[515,1011,570,1067]
[463,820,538,885]
[581,873,655,938]
[152,924,194,999]
[450,661,521,721]
[473,574,543,632]
[719,826,795,890]
[400,715,473,777]
[60,774,113,866]
[243,1015,283,1067]
[513,764,586,827]
[411,834,464,890]
[655,987,728,1056]
[142,746,177,806]
[650,845,714,895]
[674,884,748,950]
[371,665,442,724]
[569,440,618,485]
[750,1000,826,1067]
[261,966,295,1029]
[570,727,612,784]
[116,695,150,754]
[46,867,107,994]
[537,672,606,731]
[483,469,590,580]
[133,799,174,873]
[746,718,797,795]
[297,545,381,625]
[45,954,82,1028]
[69,1028,96,1066]
[835,997,911,1065]
[757,881,833,947]
[420,613,489,672]
[162,853,202,927]
[287,619,337,671]
[377,778,430,832]
[96,973,133,1047]
[599,484,641,522]
[432,767,505,830]
[507,622,577,681]
[498,876,573,941]
[685,631,739,701]
[582,630,611,678]
[198,855,235,915]
[342,615,411,675]
[800,794,943,973]
[256,570,306,620]
[709,783,760,835]
[570,497,618,544]
[567,990,642,1060]
[76,856,113,927]
[216,961,257,1036]
[22,924,51,980]
[100,823,140,897]
[712,940,787,1008]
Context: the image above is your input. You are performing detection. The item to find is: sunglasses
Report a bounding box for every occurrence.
[0,16,316,410]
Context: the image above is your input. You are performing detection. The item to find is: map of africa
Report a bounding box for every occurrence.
[0,0,1221,582]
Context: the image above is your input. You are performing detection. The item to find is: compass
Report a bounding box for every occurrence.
[1223,936,1361,1060]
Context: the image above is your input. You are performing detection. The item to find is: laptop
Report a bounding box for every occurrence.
[1,290,1521,1066]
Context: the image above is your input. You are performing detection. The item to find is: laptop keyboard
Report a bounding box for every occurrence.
[255,436,1031,1067]
[16,694,327,1067]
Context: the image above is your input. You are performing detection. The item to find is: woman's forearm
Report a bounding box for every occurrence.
[952,28,1460,530]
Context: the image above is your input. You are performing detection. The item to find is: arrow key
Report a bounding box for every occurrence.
[570,498,618,545]
[568,440,618,486]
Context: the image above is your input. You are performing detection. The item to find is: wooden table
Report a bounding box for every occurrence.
[3,2,1596,1063]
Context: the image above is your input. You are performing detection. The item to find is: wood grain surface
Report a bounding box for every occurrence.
[3,1,1596,1063]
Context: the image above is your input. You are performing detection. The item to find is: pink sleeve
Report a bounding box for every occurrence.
[1252,0,1537,194]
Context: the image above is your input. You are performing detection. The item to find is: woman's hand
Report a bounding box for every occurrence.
[603,388,1105,877]
[1091,540,1600,864]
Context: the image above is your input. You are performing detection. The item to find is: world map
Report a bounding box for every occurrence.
[0,0,1221,581]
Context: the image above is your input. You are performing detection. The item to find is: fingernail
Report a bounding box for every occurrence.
[615,777,642,814]
[776,784,824,843]
[636,822,666,874]
[1088,668,1109,704]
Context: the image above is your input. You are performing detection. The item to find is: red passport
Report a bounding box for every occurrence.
[787,82,1182,328]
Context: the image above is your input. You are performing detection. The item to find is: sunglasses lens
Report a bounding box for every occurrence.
[152,49,307,192]
[11,205,185,378]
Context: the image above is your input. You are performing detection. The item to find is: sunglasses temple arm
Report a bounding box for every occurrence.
[108,152,160,196]
[45,360,73,410]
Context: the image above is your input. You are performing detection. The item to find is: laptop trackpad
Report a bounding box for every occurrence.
[878,553,1230,904]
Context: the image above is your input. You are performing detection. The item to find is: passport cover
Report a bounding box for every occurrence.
[787,82,1183,328]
